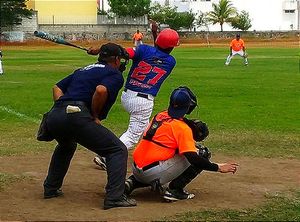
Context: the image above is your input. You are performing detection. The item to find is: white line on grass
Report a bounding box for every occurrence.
[0,106,39,124]
[1,81,23,84]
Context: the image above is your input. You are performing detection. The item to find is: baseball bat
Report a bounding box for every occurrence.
[34,31,88,51]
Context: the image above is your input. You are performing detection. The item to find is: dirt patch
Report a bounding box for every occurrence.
[0,150,299,221]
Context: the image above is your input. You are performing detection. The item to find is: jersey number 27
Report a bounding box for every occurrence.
[131,61,167,85]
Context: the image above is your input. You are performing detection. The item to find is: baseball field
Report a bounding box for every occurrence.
[0,42,299,221]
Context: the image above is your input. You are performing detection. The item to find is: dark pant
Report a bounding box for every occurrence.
[43,101,128,200]
[169,165,202,190]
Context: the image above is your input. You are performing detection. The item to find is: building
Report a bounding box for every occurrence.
[153,0,300,31]
[25,0,300,30]
[26,0,98,24]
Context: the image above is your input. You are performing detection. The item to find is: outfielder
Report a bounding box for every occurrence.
[132,29,143,47]
[124,86,239,201]
[225,33,248,66]
[0,50,3,74]
[93,28,180,170]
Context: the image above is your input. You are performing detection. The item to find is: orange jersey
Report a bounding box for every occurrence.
[133,32,143,41]
[230,38,245,51]
[133,111,197,168]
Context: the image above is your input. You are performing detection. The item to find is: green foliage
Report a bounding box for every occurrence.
[149,3,195,30]
[231,10,252,31]
[97,9,108,15]
[169,191,300,221]
[0,0,33,29]
[107,0,151,17]
[207,0,237,31]
[196,12,210,30]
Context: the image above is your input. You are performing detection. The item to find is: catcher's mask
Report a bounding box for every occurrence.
[168,86,197,119]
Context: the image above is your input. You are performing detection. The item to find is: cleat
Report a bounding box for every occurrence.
[94,155,107,171]
[103,194,137,210]
[163,188,195,202]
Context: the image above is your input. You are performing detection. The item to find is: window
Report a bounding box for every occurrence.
[284,9,295,13]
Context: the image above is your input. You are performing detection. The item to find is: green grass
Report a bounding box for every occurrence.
[167,191,300,221]
[0,47,299,157]
[0,46,299,220]
[0,173,26,191]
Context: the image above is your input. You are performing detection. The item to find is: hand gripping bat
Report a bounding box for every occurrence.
[34,31,88,51]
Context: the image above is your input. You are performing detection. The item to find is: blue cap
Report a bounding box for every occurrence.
[168,88,191,119]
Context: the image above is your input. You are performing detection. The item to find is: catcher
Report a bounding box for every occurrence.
[125,86,239,201]
[225,33,248,66]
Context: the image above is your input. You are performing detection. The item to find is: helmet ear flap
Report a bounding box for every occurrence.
[177,86,197,114]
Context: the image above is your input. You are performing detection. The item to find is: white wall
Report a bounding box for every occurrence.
[101,0,299,31]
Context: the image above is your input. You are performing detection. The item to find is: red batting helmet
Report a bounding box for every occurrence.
[155,28,179,49]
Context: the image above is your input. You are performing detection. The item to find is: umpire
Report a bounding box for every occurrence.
[43,43,136,210]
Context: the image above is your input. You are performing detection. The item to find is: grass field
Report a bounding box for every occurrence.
[0,45,299,220]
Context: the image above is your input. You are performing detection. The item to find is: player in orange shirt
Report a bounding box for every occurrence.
[132,29,143,47]
[124,86,239,201]
[225,33,249,66]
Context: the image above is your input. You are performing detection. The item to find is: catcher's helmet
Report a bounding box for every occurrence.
[168,86,197,119]
[155,28,179,49]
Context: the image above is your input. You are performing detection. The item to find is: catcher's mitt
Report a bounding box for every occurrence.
[195,142,211,159]
[183,118,209,142]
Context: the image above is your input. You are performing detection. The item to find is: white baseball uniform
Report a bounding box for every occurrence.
[0,51,3,74]
[132,154,190,185]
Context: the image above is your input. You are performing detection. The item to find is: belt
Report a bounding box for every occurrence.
[134,161,160,171]
[55,100,86,107]
[124,88,149,99]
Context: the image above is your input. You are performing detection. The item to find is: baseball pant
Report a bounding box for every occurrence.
[225,50,248,65]
[119,89,154,149]
[43,101,128,200]
[134,40,143,47]
[0,59,3,74]
[132,154,191,185]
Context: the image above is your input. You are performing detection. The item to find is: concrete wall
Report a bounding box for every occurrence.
[37,24,149,41]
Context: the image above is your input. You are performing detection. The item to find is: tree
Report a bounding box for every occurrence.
[0,0,33,29]
[207,0,236,32]
[231,10,252,31]
[108,0,151,17]
[196,12,210,31]
[149,3,195,30]
[196,12,211,46]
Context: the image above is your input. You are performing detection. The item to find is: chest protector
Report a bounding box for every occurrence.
[143,114,172,149]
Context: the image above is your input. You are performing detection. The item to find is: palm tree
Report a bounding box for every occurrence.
[207,0,236,32]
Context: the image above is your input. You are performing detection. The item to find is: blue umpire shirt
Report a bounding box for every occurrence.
[56,61,124,120]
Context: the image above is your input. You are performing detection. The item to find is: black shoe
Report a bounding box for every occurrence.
[163,188,195,202]
[103,194,137,210]
[125,175,149,196]
[44,189,64,199]
[93,155,107,171]
[124,177,135,196]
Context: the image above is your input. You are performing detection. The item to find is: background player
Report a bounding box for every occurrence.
[148,18,159,44]
[0,50,3,74]
[92,28,180,170]
[132,29,143,47]
[225,33,248,66]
